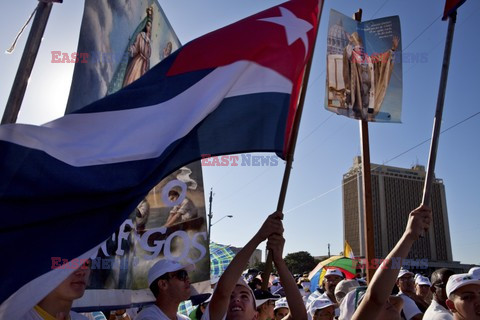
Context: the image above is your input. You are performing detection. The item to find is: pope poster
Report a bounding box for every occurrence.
[325,9,402,122]
[64,0,210,309]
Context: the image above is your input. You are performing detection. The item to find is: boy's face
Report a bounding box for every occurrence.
[227,285,257,320]
[52,261,91,301]
[274,307,289,320]
[446,284,480,319]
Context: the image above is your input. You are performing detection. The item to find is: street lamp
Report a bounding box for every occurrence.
[208,214,233,244]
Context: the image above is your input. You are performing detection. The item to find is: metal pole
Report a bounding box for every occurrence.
[208,188,213,244]
[422,12,456,208]
[2,1,53,124]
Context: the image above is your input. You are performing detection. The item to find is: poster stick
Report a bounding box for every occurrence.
[261,0,324,290]
[353,8,376,284]
[1,1,53,124]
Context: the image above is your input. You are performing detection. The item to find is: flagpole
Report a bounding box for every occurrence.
[261,0,324,290]
[421,12,456,208]
[1,1,53,124]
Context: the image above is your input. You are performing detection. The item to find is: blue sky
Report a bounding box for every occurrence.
[0,0,479,265]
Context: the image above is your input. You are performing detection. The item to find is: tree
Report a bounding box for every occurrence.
[284,251,317,275]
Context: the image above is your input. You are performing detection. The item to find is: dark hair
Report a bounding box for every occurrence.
[149,274,169,297]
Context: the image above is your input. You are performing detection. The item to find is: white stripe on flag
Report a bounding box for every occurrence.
[0,61,292,167]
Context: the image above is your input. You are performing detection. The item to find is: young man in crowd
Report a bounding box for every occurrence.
[351,205,432,320]
[254,290,280,320]
[424,268,455,320]
[136,260,194,320]
[202,211,307,320]
[22,261,92,320]
[416,275,433,304]
[273,298,289,320]
[308,298,334,320]
[306,269,343,319]
[445,273,480,320]
[396,268,425,319]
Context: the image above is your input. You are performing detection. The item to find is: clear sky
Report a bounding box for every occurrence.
[0,0,479,265]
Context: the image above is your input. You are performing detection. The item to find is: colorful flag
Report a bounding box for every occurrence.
[443,0,467,20]
[0,0,321,314]
[344,240,355,259]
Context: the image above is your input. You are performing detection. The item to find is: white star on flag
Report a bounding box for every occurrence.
[259,7,313,59]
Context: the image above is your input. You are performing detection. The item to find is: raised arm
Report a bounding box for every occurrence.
[207,211,284,320]
[268,234,307,320]
[352,205,431,320]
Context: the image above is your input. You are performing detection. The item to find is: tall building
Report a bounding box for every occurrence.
[343,156,454,267]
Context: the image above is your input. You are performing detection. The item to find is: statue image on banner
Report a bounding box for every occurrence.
[64,0,210,311]
[122,7,153,87]
[325,9,403,122]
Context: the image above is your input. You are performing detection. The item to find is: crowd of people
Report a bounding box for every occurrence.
[21,206,480,320]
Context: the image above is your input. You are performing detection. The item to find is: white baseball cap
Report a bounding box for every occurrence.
[147,260,195,286]
[446,273,480,297]
[415,275,432,286]
[469,267,480,279]
[274,298,289,311]
[397,268,414,279]
[325,268,344,278]
[309,298,334,316]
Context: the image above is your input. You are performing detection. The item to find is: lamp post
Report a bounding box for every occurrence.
[208,214,233,244]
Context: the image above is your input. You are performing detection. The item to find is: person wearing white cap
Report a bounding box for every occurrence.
[445,273,480,319]
[416,274,433,304]
[202,211,307,320]
[136,259,194,320]
[352,205,432,320]
[334,279,360,305]
[308,268,344,319]
[469,267,480,279]
[254,289,281,320]
[274,298,289,320]
[395,268,425,319]
[308,298,334,320]
[424,268,455,320]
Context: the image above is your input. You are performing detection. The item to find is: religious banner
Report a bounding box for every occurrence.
[65,0,181,113]
[63,0,210,309]
[325,9,402,122]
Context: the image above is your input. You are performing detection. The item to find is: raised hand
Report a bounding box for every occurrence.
[257,211,284,241]
[405,205,431,240]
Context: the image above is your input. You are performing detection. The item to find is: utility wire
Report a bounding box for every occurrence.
[285,110,480,214]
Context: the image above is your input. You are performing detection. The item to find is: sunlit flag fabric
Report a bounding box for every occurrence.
[0,0,321,313]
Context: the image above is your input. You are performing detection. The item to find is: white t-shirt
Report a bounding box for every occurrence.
[21,308,89,320]
[423,299,453,320]
[397,292,422,320]
[135,304,190,320]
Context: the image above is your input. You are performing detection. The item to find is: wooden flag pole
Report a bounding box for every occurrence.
[261,0,324,290]
[422,12,456,207]
[1,1,53,125]
[351,9,376,284]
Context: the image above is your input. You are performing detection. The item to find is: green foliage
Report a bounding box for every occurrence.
[284,251,317,275]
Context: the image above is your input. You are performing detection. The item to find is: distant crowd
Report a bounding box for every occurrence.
[21,206,480,320]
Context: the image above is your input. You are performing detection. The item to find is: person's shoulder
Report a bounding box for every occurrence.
[136,305,162,319]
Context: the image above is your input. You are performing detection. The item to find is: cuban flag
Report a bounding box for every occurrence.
[0,0,321,315]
